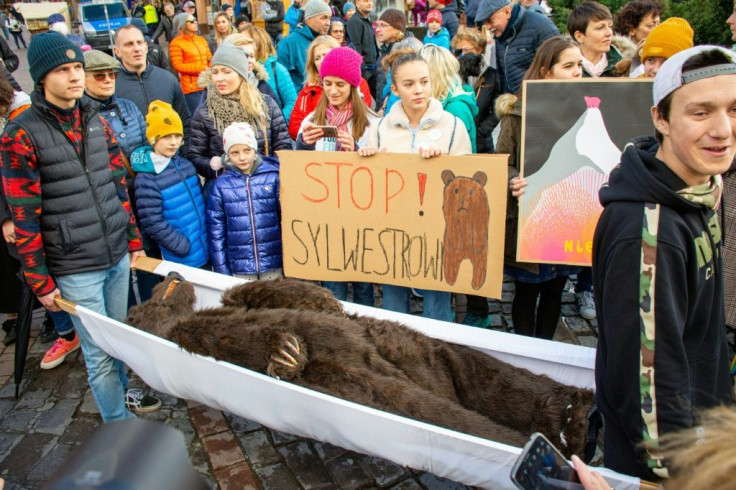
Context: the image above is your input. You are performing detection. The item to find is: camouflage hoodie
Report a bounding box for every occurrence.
[593,136,732,480]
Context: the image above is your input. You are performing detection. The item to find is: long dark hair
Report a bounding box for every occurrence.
[523,36,580,81]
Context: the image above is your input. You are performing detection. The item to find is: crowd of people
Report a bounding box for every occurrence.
[0,0,734,486]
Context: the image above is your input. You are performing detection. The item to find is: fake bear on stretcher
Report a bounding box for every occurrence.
[127,276,599,460]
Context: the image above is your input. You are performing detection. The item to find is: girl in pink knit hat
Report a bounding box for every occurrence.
[295,46,378,307]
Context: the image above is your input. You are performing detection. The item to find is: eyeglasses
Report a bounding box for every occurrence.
[90,71,118,81]
[187,17,197,23]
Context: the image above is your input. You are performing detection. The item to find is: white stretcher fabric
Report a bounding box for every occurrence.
[75,262,641,489]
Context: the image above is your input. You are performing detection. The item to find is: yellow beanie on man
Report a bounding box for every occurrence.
[641,18,694,63]
[146,101,183,145]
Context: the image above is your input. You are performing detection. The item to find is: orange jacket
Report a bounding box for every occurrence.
[169,33,212,94]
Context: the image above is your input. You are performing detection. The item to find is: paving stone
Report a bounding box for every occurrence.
[577,336,599,348]
[489,314,503,328]
[326,454,372,489]
[52,367,88,399]
[501,291,515,303]
[190,405,229,438]
[255,463,301,490]
[214,461,260,490]
[33,399,79,435]
[360,455,407,487]
[417,473,469,489]
[0,433,56,478]
[26,443,74,482]
[561,292,576,304]
[389,479,422,490]
[564,316,592,335]
[0,399,15,420]
[167,412,197,446]
[225,412,262,433]
[59,415,101,445]
[139,407,172,423]
[15,388,51,410]
[0,432,23,463]
[78,390,99,415]
[313,440,347,462]
[188,439,212,476]
[269,428,299,446]
[0,409,37,432]
[237,430,281,467]
[278,441,334,489]
[201,431,244,470]
[487,301,502,313]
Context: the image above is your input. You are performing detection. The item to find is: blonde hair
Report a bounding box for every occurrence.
[654,406,736,490]
[305,35,340,86]
[223,32,255,48]
[213,12,236,46]
[240,24,275,62]
[236,79,270,144]
[451,26,486,53]
[420,44,472,102]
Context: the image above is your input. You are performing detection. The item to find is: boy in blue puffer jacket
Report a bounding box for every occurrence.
[132,101,208,268]
[423,10,450,50]
[207,122,282,279]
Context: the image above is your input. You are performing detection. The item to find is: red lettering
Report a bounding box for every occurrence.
[325,161,353,208]
[350,166,374,210]
[385,168,405,214]
[301,162,329,203]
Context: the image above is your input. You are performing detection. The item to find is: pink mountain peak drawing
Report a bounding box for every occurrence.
[584,96,600,109]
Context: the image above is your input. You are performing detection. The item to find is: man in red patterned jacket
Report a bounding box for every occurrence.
[0,31,152,421]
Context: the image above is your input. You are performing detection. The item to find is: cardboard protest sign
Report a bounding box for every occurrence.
[517,79,654,266]
[278,151,508,298]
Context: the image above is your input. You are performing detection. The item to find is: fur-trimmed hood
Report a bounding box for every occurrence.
[197,61,269,89]
[611,34,637,60]
[495,93,521,120]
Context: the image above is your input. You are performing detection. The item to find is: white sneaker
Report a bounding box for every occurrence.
[577,291,596,320]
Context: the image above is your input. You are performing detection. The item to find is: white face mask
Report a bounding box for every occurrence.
[50,22,69,35]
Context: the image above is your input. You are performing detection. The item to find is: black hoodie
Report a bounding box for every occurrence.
[593,137,732,480]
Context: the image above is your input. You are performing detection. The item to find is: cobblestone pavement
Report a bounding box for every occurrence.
[0,281,598,490]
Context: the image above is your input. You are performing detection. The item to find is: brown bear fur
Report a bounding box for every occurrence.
[127,278,594,457]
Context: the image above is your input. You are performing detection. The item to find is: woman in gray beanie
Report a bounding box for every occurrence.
[188,42,290,196]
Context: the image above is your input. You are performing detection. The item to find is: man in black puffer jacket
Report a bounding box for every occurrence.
[0,32,155,422]
[476,0,558,94]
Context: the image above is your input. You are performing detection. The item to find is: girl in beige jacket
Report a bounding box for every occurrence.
[358,51,470,322]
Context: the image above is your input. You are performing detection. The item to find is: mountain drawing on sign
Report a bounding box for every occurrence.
[519,96,620,264]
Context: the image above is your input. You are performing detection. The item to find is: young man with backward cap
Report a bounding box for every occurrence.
[593,45,736,480]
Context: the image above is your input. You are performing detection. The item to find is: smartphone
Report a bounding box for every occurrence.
[314,126,338,138]
[510,432,583,490]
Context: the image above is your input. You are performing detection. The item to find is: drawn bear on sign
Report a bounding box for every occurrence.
[441,170,490,289]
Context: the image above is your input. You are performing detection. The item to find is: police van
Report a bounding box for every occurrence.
[79,0,131,52]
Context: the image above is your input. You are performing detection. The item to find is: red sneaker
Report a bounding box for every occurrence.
[40,336,80,370]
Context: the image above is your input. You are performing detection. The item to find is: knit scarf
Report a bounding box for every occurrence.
[206,86,266,141]
[678,174,723,211]
[326,100,353,151]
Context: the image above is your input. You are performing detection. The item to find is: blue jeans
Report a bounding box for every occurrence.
[324,281,375,306]
[381,285,452,322]
[55,255,134,422]
[48,310,74,336]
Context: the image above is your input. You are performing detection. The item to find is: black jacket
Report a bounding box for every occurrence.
[115,63,191,150]
[346,12,377,75]
[151,13,173,43]
[593,137,733,480]
[9,94,131,276]
[189,93,290,180]
[264,0,285,37]
[474,65,501,153]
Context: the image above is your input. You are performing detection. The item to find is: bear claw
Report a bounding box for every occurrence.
[267,333,307,380]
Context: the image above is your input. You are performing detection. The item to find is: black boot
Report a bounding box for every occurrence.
[2,318,17,346]
[40,314,59,343]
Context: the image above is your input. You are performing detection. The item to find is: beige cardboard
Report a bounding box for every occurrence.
[278,151,509,298]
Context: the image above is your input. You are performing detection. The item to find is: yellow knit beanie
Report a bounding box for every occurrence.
[641,18,694,63]
[146,101,183,145]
